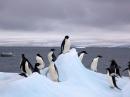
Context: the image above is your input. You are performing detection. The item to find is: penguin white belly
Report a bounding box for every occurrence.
[36,56,45,69]
[48,52,53,63]
[79,53,84,62]
[107,73,114,88]
[91,58,99,71]
[25,62,32,76]
[63,40,71,54]
[49,65,58,81]
[20,59,23,72]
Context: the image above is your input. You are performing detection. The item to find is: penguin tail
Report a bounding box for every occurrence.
[19,73,27,77]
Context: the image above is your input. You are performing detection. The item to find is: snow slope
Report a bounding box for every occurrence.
[0,49,129,97]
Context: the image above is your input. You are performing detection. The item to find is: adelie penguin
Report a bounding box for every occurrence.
[36,53,45,70]
[48,49,56,63]
[61,35,71,54]
[19,54,33,77]
[110,60,121,77]
[43,49,57,76]
[123,61,130,78]
[90,55,102,72]
[78,51,88,62]
[106,68,121,90]
[48,59,59,82]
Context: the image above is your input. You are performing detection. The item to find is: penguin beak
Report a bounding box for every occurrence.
[100,56,103,58]
[85,52,88,54]
[51,49,56,51]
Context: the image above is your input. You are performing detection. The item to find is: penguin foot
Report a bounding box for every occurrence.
[19,73,27,77]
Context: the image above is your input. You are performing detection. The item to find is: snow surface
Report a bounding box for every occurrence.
[0,49,129,97]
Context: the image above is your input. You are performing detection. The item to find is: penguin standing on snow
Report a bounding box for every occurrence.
[43,49,56,76]
[48,59,59,82]
[106,68,121,90]
[123,61,130,77]
[36,54,45,70]
[48,49,56,63]
[19,54,33,77]
[90,55,102,72]
[78,51,88,62]
[110,60,121,77]
[61,35,71,54]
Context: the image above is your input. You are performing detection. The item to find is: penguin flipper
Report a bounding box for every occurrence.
[54,64,60,82]
[54,64,59,76]
[61,39,65,53]
[27,60,34,72]
[122,68,128,72]
[19,73,27,77]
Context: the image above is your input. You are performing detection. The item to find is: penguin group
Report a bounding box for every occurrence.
[18,35,129,90]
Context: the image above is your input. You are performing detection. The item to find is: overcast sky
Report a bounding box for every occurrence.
[0,0,130,33]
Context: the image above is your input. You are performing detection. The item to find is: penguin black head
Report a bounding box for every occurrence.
[111,59,118,66]
[37,53,41,57]
[128,61,130,68]
[81,51,88,54]
[111,59,116,63]
[128,65,130,68]
[128,61,130,65]
[97,55,102,58]
[51,49,55,51]
[21,54,25,58]
[65,35,69,39]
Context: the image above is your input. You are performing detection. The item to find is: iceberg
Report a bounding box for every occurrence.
[0,48,129,97]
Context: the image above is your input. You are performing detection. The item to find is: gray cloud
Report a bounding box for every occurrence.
[0,0,130,32]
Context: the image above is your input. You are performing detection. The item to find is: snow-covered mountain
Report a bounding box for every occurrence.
[0,49,129,97]
[0,31,130,47]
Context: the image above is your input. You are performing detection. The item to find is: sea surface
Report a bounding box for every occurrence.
[0,46,130,76]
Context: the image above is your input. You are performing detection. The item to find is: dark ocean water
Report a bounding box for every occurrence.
[0,46,130,76]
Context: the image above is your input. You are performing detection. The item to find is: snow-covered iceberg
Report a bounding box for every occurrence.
[0,48,129,97]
